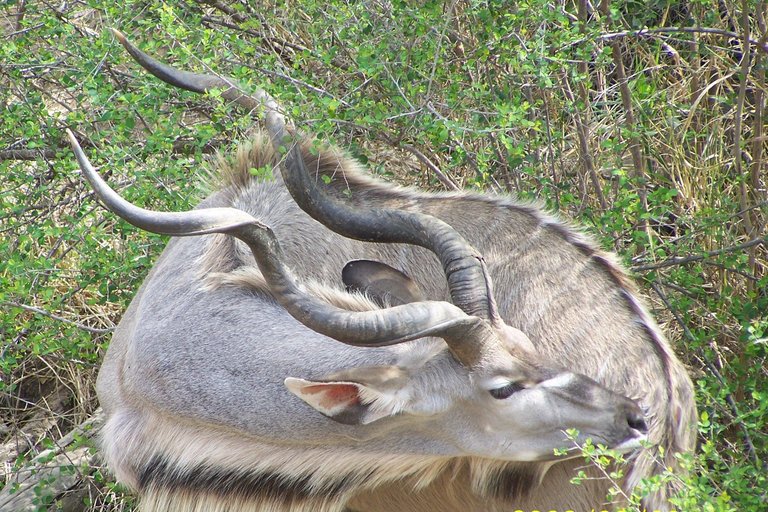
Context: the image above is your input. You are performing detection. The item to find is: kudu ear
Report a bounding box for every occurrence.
[284,366,412,425]
[498,324,538,356]
[342,259,425,307]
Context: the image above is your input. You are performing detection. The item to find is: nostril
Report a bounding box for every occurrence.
[627,409,648,433]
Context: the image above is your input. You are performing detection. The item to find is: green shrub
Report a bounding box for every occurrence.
[2,0,765,509]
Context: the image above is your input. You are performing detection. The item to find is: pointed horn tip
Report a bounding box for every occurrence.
[65,129,98,181]
[65,129,93,177]
[109,28,127,44]
[65,128,79,149]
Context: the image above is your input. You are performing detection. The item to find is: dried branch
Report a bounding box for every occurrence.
[200,15,312,56]
[331,118,459,191]
[566,0,608,212]
[250,65,351,107]
[1,137,223,161]
[0,149,56,160]
[2,301,115,335]
[748,29,767,286]
[401,144,459,191]
[567,26,768,55]
[14,0,26,32]
[196,0,247,23]
[600,0,650,244]
[734,0,753,241]
[632,237,767,272]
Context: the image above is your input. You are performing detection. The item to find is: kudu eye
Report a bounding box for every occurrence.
[489,382,525,399]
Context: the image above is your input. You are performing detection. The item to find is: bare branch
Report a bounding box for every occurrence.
[200,16,312,57]
[196,0,247,23]
[567,26,768,55]
[331,118,459,191]
[2,301,114,335]
[602,5,650,247]
[633,237,767,272]
[0,149,56,160]
[401,144,459,191]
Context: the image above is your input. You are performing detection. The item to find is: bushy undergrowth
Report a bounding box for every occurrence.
[1,0,765,510]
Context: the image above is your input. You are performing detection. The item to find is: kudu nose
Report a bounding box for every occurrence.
[626,403,648,433]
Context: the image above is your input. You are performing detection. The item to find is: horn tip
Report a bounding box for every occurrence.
[109,27,131,49]
[109,28,127,45]
[65,128,79,148]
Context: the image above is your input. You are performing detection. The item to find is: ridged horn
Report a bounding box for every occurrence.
[110,28,498,322]
[67,129,494,367]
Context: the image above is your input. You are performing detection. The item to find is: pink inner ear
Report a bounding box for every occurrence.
[303,383,361,409]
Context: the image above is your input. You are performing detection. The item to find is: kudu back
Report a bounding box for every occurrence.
[70,30,696,512]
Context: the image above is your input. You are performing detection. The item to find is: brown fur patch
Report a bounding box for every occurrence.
[201,265,382,312]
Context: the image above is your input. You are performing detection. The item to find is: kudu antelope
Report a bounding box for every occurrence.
[68,30,696,512]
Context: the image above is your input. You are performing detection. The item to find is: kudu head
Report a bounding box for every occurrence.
[68,29,647,462]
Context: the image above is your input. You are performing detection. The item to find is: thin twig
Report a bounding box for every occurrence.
[633,237,767,272]
[748,31,766,287]
[200,16,312,57]
[2,301,114,335]
[424,102,481,179]
[329,118,459,191]
[487,131,517,193]
[196,0,247,22]
[566,0,609,213]
[600,0,650,249]
[401,144,459,191]
[0,149,57,160]
[735,0,754,250]
[562,66,608,211]
[566,26,768,55]
[14,0,26,32]
[247,64,351,107]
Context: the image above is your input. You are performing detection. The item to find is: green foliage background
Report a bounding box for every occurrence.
[1,0,766,510]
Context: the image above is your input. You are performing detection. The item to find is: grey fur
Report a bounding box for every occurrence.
[83,31,696,512]
[89,134,695,512]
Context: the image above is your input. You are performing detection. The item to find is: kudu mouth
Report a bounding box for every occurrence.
[610,398,649,452]
[516,371,650,459]
[590,398,648,450]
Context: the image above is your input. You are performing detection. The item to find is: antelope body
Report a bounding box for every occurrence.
[71,31,696,512]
